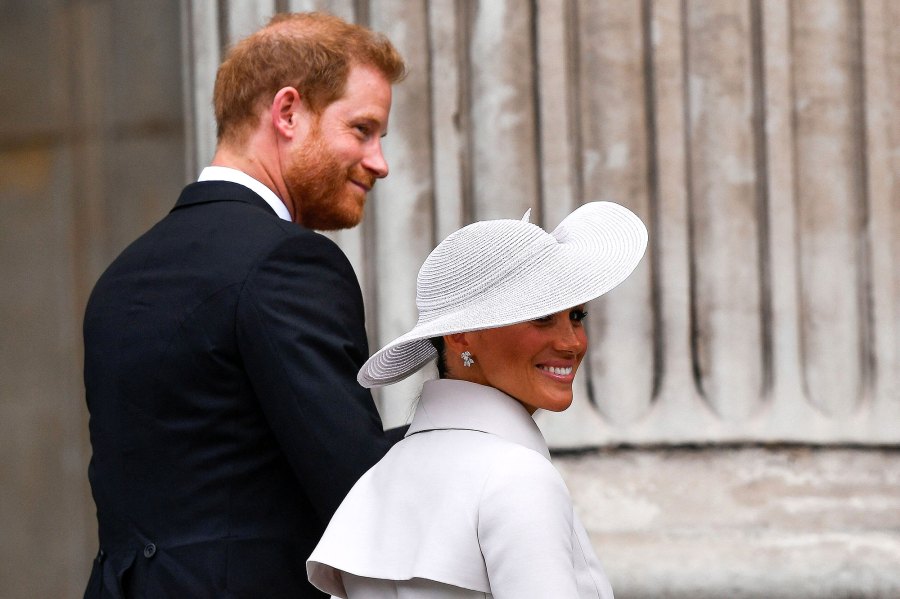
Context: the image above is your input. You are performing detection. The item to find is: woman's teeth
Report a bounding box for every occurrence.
[540,366,572,376]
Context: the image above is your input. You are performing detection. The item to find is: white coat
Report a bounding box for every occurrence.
[307,379,614,598]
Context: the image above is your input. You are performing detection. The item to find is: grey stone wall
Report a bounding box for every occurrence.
[557,447,900,598]
[1,1,898,597]
[0,1,185,596]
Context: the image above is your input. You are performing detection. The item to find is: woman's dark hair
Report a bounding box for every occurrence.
[429,337,448,378]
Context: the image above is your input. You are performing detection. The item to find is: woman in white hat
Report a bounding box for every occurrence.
[307,202,648,598]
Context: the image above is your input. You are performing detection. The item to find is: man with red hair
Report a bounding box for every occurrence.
[82,13,406,598]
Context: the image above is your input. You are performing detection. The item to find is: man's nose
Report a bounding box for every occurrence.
[363,141,389,178]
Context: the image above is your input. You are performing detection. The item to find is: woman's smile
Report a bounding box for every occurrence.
[454,306,589,413]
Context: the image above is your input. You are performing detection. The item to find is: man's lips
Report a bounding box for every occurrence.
[350,172,376,192]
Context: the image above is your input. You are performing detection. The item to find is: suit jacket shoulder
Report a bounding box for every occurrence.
[84,181,391,598]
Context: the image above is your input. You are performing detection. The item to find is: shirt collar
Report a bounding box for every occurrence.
[407,379,551,460]
[198,166,292,222]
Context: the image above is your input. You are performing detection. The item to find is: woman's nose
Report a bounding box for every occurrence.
[554,321,586,353]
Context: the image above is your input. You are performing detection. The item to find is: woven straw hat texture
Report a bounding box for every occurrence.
[358,201,648,388]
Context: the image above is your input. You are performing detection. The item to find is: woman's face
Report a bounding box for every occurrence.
[463,306,588,413]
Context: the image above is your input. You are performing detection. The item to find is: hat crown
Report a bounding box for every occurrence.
[415,220,552,321]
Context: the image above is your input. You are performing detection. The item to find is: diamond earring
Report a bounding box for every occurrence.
[461,351,474,368]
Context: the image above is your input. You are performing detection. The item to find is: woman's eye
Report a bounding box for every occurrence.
[570,309,588,322]
[533,315,553,324]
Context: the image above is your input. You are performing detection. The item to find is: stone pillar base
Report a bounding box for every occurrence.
[555,447,900,598]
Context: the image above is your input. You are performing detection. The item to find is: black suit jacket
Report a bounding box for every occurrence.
[83,182,397,598]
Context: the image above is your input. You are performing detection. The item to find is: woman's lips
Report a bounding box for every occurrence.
[537,364,576,381]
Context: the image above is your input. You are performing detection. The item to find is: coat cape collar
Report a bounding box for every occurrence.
[406,379,551,461]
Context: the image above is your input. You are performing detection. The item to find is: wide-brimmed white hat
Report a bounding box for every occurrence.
[358,201,648,388]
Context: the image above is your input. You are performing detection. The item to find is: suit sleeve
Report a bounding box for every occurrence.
[235,230,392,523]
[478,448,581,598]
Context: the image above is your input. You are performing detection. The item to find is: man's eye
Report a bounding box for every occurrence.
[354,124,370,136]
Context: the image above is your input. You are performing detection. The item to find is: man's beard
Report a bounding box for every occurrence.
[283,127,375,231]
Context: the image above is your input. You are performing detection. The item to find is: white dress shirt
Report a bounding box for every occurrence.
[307,379,614,599]
[198,166,292,221]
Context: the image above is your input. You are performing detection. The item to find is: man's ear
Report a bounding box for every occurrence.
[271,86,304,139]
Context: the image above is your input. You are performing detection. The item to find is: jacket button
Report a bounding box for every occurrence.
[143,543,157,558]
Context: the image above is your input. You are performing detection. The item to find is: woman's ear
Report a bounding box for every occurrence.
[443,332,469,355]
[441,332,479,379]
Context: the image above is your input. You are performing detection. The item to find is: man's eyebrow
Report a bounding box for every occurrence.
[354,112,386,128]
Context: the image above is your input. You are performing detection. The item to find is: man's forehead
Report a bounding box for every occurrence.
[329,68,392,115]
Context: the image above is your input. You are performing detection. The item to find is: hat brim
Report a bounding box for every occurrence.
[358,201,648,388]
